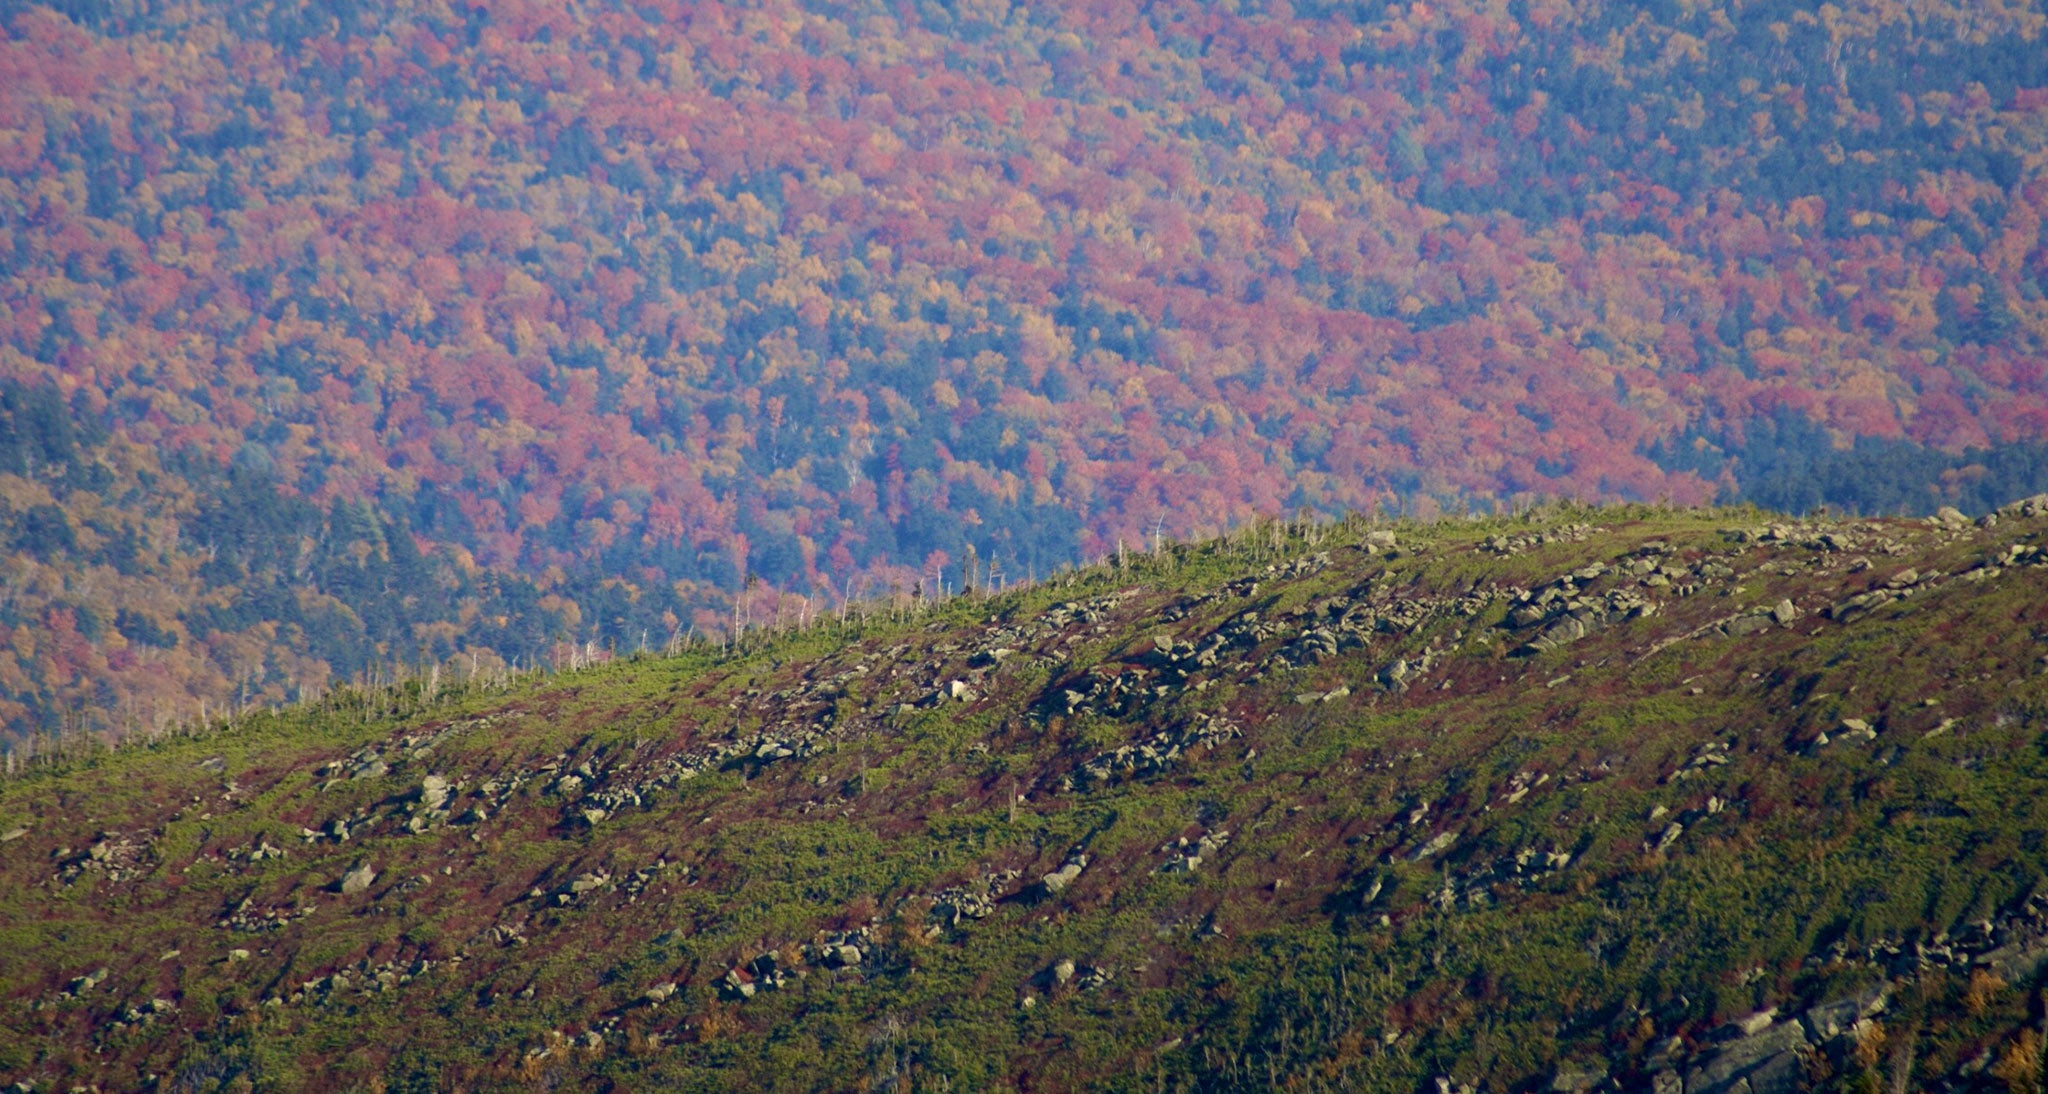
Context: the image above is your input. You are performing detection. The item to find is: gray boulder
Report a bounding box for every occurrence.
[1998,493,2048,519]
[1683,1020,1808,1093]
[1547,1061,1606,1091]
[339,862,376,894]
[1724,613,1771,637]
[1802,985,1888,1041]
[1725,1008,1777,1037]
[1410,830,1457,861]
[1041,849,1090,894]
[1041,861,1085,893]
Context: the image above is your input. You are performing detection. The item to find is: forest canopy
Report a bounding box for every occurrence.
[2,0,2047,740]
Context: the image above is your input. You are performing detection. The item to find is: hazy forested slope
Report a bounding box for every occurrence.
[3,0,2048,740]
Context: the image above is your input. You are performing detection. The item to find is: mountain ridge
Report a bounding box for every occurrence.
[4,499,2048,1090]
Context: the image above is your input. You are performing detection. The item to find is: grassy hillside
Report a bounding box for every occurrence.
[4,501,2048,1092]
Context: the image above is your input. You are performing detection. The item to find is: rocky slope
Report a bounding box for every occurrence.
[5,501,2048,1092]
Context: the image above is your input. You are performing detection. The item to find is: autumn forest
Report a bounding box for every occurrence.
[2,0,2047,742]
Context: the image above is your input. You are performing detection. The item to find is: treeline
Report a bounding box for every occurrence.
[1656,409,2048,517]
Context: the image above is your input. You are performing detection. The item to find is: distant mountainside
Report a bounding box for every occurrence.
[3,0,2048,740]
[4,502,2048,1090]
